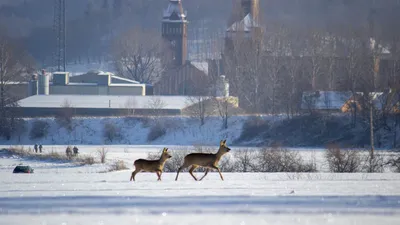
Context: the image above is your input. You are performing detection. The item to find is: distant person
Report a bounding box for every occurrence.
[34,144,38,153]
[66,146,72,159]
[39,144,43,153]
[73,146,79,156]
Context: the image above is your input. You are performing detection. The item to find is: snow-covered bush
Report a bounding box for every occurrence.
[79,155,95,165]
[108,160,128,171]
[325,145,361,173]
[29,120,50,139]
[255,147,317,172]
[232,149,257,172]
[147,123,166,141]
[55,100,75,132]
[362,153,385,173]
[387,156,400,172]
[103,122,122,143]
[238,116,270,142]
[97,147,108,164]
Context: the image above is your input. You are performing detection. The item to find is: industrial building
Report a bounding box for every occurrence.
[14,74,234,117]
[27,70,149,97]
[15,94,239,117]
[16,95,186,117]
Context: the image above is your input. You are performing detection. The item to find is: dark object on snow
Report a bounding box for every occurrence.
[73,146,79,155]
[66,146,72,159]
[13,165,34,173]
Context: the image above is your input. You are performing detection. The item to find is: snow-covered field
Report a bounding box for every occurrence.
[1,145,400,225]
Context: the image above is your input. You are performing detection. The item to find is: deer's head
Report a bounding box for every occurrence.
[161,147,172,160]
[219,140,231,154]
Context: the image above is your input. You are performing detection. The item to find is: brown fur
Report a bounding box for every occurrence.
[130,148,172,181]
[175,140,231,181]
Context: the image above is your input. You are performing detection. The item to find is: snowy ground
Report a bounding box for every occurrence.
[0,116,252,146]
[1,145,400,225]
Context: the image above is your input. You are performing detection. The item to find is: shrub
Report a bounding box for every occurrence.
[29,120,50,139]
[238,116,270,142]
[325,145,361,173]
[138,117,152,128]
[362,153,385,173]
[147,123,166,141]
[97,147,108,164]
[3,146,100,166]
[218,154,236,172]
[387,156,400,172]
[55,100,75,131]
[108,160,128,171]
[255,147,317,172]
[4,147,70,162]
[79,155,95,165]
[233,149,257,172]
[43,151,66,161]
[11,119,27,141]
[103,122,122,142]
[3,146,30,157]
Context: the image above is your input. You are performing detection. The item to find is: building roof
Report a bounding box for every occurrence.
[50,62,116,76]
[110,75,140,84]
[67,70,142,86]
[17,95,210,110]
[301,91,354,110]
[190,61,208,75]
[163,0,187,22]
[227,13,260,32]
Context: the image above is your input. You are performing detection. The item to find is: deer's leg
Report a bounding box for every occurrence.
[199,168,210,181]
[130,169,140,181]
[175,164,189,181]
[189,165,198,181]
[156,171,162,181]
[212,165,224,181]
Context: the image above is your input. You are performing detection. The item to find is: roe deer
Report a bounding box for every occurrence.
[175,140,231,181]
[130,147,172,181]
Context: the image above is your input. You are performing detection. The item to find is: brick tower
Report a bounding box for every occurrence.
[162,0,188,67]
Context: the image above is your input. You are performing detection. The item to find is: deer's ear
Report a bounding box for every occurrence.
[162,148,166,152]
[165,148,169,151]
[223,140,227,144]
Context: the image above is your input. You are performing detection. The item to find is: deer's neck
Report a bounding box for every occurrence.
[158,157,168,165]
[214,149,225,162]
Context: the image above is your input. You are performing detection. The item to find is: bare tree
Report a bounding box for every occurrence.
[147,97,166,118]
[305,30,326,90]
[338,27,371,126]
[0,31,33,139]
[124,97,136,116]
[55,99,75,132]
[264,24,290,114]
[284,28,307,117]
[112,27,168,84]
[213,97,238,129]
[185,96,212,126]
[224,25,267,113]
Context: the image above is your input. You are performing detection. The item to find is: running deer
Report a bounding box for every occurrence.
[175,140,231,181]
[130,147,172,181]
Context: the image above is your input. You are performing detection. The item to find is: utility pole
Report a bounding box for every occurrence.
[370,98,374,159]
[53,0,66,72]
